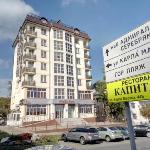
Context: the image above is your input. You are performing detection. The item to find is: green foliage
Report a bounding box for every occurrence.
[0,130,10,140]
[34,135,60,145]
[94,80,125,121]
[0,97,10,119]
[140,103,150,119]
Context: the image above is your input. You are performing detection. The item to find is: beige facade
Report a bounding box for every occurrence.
[8,14,95,126]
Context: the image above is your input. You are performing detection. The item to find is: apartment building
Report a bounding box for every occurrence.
[8,14,94,125]
[130,101,150,125]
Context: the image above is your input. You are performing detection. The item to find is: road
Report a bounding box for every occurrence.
[59,137,150,150]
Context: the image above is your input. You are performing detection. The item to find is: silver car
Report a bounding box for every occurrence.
[61,127,100,145]
[97,127,123,142]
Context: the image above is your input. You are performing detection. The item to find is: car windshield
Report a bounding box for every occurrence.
[109,127,117,131]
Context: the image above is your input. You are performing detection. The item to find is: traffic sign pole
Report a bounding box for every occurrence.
[125,102,137,150]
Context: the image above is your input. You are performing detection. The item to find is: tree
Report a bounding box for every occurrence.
[93,80,125,121]
[140,104,150,120]
[0,97,10,119]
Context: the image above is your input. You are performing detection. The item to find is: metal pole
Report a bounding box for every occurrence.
[125,102,137,150]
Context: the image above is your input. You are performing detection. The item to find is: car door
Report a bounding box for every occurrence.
[67,128,77,141]
[98,127,107,139]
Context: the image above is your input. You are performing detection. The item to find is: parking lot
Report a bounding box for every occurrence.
[59,137,150,150]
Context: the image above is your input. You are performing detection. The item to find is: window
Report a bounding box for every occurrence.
[29,26,35,32]
[65,33,72,43]
[54,29,63,39]
[27,88,46,99]
[131,102,135,108]
[67,89,74,99]
[76,58,80,64]
[78,79,81,86]
[27,105,46,115]
[54,88,64,99]
[41,39,47,47]
[66,43,72,53]
[41,62,46,70]
[28,61,34,68]
[75,38,79,44]
[79,104,92,114]
[66,54,73,64]
[54,75,64,86]
[54,52,63,62]
[41,28,46,35]
[77,68,81,75]
[54,40,63,50]
[67,77,74,87]
[41,75,47,83]
[54,63,64,73]
[67,65,73,75]
[78,91,91,99]
[132,113,137,119]
[41,50,46,58]
[76,48,80,54]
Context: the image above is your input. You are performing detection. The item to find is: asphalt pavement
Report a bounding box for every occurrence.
[59,137,150,150]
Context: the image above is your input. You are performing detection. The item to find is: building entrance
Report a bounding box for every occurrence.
[68,104,75,118]
[55,105,64,118]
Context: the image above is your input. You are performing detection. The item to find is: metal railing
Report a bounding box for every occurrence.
[23,54,36,61]
[24,42,36,48]
[25,30,37,37]
[22,67,36,74]
[22,80,36,87]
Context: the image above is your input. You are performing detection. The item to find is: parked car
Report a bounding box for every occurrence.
[133,125,150,137]
[97,127,123,142]
[61,126,100,145]
[116,126,129,139]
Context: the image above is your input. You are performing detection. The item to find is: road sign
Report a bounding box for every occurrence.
[107,73,150,103]
[103,21,150,83]
[103,21,150,62]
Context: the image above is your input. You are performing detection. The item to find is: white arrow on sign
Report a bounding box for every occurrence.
[105,58,150,82]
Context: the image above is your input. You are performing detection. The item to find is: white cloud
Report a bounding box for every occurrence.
[0,58,10,69]
[0,78,10,97]
[0,0,37,41]
[61,0,97,6]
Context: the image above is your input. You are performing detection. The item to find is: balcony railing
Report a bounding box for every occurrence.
[24,42,36,49]
[23,54,36,61]
[85,64,92,69]
[84,53,91,59]
[22,80,36,87]
[25,30,37,37]
[86,74,92,79]
[22,67,36,74]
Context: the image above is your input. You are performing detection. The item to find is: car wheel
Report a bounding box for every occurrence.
[80,137,86,145]
[105,136,111,142]
[62,135,67,142]
[146,132,150,138]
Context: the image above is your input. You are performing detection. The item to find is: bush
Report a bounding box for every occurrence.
[0,130,10,140]
[34,135,60,145]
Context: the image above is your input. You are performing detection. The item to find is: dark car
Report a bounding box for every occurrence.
[133,125,150,137]
[61,126,100,145]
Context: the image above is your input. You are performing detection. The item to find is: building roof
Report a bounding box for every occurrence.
[13,14,91,47]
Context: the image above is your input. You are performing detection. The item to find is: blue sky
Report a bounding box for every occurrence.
[1,0,150,96]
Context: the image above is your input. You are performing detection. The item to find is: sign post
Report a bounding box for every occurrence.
[125,102,137,150]
[103,21,150,150]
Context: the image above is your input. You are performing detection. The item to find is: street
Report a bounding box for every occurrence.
[59,137,150,150]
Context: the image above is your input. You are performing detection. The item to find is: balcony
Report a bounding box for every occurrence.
[84,45,90,50]
[23,54,36,61]
[86,74,92,80]
[84,53,91,59]
[86,85,92,90]
[24,42,36,49]
[22,80,36,87]
[22,67,36,74]
[85,64,92,69]
[25,30,37,37]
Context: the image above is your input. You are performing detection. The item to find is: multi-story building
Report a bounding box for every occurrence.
[8,14,95,125]
[130,101,150,125]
